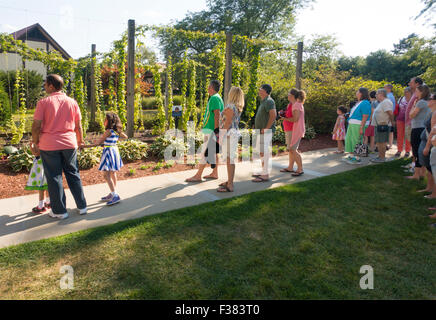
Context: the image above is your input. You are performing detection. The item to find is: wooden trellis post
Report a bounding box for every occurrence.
[90,44,96,126]
[127,19,135,138]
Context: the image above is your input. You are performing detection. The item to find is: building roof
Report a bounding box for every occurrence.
[11,23,71,60]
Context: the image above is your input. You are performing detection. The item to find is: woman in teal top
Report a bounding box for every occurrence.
[344,87,371,164]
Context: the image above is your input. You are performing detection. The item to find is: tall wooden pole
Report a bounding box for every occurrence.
[296,41,303,90]
[127,19,135,138]
[223,32,232,105]
[90,44,96,125]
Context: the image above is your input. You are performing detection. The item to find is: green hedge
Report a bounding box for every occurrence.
[142,95,184,110]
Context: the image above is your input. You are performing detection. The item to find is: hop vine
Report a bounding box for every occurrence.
[10,69,27,144]
[180,51,189,131]
[116,42,127,128]
[245,45,260,123]
[188,61,197,128]
[74,74,88,136]
[166,56,175,130]
[152,65,166,135]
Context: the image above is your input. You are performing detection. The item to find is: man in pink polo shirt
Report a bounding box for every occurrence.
[32,74,87,220]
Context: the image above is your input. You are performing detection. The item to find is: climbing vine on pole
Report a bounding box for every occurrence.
[134,71,143,131]
[166,56,175,130]
[74,75,88,136]
[180,51,189,131]
[116,41,127,128]
[152,65,166,135]
[211,40,225,96]
[245,45,260,123]
[94,61,105,131]
[198,72,210,130]
[188,61,197,127]
[107,75,117,112]
[10,69,26,144]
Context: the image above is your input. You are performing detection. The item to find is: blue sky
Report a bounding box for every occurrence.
[0,0,434,60]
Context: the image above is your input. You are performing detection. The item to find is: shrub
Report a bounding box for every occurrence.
[272,145,279,156]
[279,146,287,153]
[118,139,149,161]
[8,146,34,172]
[141,95,183,110]
[77,147,102,170]
[142,110,158,129]
[304,124,317,140]
[149,136,186,159]
[273,126,286,144]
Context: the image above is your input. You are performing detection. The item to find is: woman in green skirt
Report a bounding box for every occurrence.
[344,88,372,164]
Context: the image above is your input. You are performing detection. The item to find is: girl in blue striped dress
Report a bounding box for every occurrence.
[97,112,127,205]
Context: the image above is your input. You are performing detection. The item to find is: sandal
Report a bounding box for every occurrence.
[217,185,233,192]
[252,176,269,183]
[334,151,344,154]
[292,171,304,177]
[185,177,203,183]
[219,181,228,187]
[280,168,295,173]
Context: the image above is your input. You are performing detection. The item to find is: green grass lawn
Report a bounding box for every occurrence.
[0,159,435,299]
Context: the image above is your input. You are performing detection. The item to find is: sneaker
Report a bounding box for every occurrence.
[101,194,113,202]
[32,206,47,214]
[107,194,121,206]
[370,157,386,163]
[394,152,401,157]
[78,207,88,215]
[45,203,51,209]
[342,155,353,162]
[346,157,362,165]
[48,210,69,220]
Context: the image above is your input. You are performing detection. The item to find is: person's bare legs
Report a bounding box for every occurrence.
[292,149,303,173]
[388,132,394,149]
[110,171,117,192]
[419,170,436,195]
[370,136,375,152]
[284,149,295,170]
[204,155,219,179]
[377,142,386,159]
[104,171,115,193]
[408,165,424,180]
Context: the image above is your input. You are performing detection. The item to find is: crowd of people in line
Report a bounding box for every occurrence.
[24,74,436,228]
[331,76,436,226]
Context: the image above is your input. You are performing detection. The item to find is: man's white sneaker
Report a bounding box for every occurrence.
[79,207,88,215]
[48,210,69,220]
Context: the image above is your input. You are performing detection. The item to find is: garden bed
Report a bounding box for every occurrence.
[0,134,336,200]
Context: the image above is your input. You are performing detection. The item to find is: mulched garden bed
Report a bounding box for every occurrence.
[0,134,336,200]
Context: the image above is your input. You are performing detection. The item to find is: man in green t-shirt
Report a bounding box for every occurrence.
[253,84,276,183]
[186,80,224,182]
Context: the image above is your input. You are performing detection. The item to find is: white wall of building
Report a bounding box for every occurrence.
[0,40,48,78]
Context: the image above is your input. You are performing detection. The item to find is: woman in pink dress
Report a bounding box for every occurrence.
[332,106,347,153]
[280,88,306,176]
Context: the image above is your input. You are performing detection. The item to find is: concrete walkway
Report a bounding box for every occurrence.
[0,147,399,248]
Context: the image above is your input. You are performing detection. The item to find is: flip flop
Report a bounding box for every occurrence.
[252,176,269,183]
[292,171,304,177]
[185,178,203,183]
[219,181,228,187]
[217,185,233,192]
[280,168,295,173]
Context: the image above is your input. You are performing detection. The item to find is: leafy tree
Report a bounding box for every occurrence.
[158,0,312,59]
[392,33,419,55]
[303,34,340,74]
